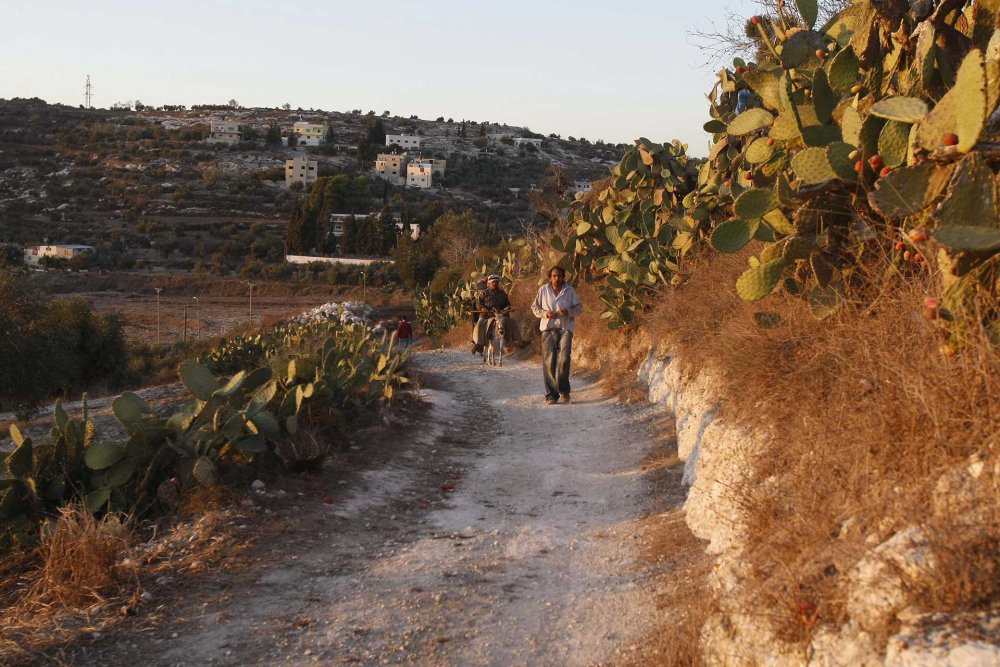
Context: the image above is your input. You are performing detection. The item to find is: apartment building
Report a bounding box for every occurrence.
[207,119,241,145]
[375,153,409,186]
[514,137,543,148]
[412,156,446,177]
[406,162,433,189]
[386,134,421,150]
[285,157,318,188]
[293,121,328,146]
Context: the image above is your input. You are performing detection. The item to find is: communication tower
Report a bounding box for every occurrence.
[84,75,93,109]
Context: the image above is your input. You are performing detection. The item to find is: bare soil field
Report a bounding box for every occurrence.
[32,271,409,343]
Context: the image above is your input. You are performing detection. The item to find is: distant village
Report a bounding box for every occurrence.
[15,109,603,268]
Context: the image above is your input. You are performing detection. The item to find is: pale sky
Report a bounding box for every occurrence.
[0,0,756,156]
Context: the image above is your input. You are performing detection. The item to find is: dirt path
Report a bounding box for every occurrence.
[73,349,685,666]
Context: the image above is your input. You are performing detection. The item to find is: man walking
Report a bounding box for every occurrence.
[531,266,583,405]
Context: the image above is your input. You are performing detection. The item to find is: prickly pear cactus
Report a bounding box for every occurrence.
[548,138,697,328]
[684,0,1000,332]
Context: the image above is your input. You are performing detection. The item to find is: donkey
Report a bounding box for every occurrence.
[484,311,506,367]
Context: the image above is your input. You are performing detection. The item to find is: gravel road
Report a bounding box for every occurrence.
[70,348,680,666]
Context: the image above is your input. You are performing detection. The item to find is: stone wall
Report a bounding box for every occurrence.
[574,332,999,666]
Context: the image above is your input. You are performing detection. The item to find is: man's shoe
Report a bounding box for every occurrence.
[560,393,571,403]
[545,397,558,405]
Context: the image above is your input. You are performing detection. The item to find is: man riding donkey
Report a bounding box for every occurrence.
[471,274,521,355]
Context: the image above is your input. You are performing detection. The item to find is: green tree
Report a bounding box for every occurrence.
[0,270,129,412]
[357,118,386,166]
[287,199,318,254]
[265,125,282,146]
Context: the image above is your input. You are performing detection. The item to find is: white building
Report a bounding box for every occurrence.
[329,213,363,237]
[375,153,409,186]
[572,180,593,194]
[24,244,95,267]
[514,137,543,148]
[406,162,433,189]
[386,134,421,150]
[293,121,327,147]
[207,120,241,145]
[395,222,421,240]
[285,157,318,188]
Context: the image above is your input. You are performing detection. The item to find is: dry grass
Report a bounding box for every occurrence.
[633,510,715,667]
[650,247,1000,643]
[27,508,138,609]
[0,507,140,662]
[0,490,254,663]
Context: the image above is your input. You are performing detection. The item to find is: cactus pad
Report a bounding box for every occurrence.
[745,138,775,164]
[744,69,783,112]
[180,361,220,401]
[737,257,787,301]
[858,115,887,155]
[727,108,775,135]
[987,30,1000,116]
[783,235,818,260]
[795,0,818,29]
[954,49,987,153]
[770,113,801,140]
[915,87,958,152]
[812,69,837,125]
[84,442,126,471]
[802,124,842,147]
[841,107,863,146]
[934,226,1000,253]
[825,142,858,181]
[781,30,819,69]
[735,188,779,219]
[866,163,935,218]
[704,119,727,133]
[193,456,219,486]
[711,218,760,253]
[827,46,861,94]
[937,153,998,229]
[764,208,795,235]
[112,392,151,426]
[791,147,837,184]
[869,97,928,123]
[878,120,911,167]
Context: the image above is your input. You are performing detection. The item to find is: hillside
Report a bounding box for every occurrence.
[0,98,622,278]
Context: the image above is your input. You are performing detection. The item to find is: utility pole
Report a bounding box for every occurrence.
[154,287,162,344]
[360,271,367,303]
[246,282,255,331]
[84,74,93,109]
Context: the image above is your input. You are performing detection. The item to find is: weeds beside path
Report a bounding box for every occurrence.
[43,349,692,666]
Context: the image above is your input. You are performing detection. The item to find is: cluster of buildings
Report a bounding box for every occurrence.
[328,213,421,241]
[373,135,446,190]
[208,120,328,146]
[23,244,95,267]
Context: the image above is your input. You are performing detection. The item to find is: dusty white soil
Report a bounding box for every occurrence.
[66,348,684,666]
